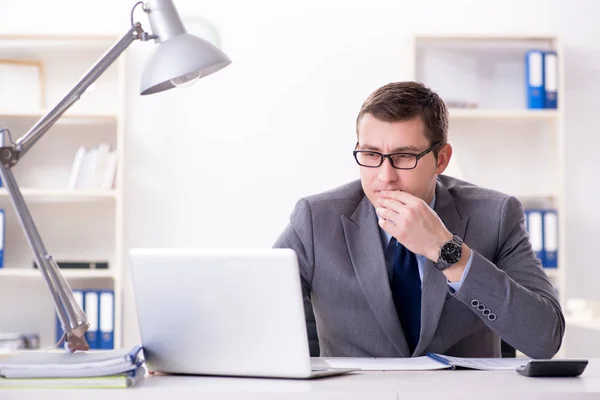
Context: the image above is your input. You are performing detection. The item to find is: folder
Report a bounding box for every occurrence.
[544,51,558,109]
[84,291,99,349]
[0,209,4,268]
[525,50,545,109]
[99,290,115,349]
[543,210,558,268]
[526,210,544,265]
[56,290,84,347]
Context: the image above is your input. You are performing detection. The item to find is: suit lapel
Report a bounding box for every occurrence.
[342,195,410,357]
[413,177,469,356]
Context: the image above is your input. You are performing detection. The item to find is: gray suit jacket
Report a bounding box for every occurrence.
[273,175,564,359]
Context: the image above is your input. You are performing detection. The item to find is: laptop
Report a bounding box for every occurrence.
[128,248,356,379]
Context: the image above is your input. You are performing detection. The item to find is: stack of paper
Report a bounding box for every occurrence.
[0,345,144,388]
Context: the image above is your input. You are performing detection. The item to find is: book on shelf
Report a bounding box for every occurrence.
[68,144,117,190]
[525,49,558,110]
[33,260,109,269]
[56,289,115,350]
[524,208,558,268]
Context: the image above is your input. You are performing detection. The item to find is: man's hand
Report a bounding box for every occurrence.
[376,190,470,282]
[375,190,452,262]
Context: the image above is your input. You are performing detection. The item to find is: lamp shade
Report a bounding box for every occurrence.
[140,32,231,95]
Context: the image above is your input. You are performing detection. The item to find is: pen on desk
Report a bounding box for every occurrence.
[426,352,452,368]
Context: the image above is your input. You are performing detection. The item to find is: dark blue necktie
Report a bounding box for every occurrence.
[387,238,421,354]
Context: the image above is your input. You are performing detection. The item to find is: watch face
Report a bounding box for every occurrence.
[441,242,462,264]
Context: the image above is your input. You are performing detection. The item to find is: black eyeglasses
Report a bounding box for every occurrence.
[353,142,442,170]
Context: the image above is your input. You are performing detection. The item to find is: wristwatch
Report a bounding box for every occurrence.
[433,234,464,271]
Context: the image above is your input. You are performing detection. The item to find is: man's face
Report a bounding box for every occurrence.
[356,114,451,208]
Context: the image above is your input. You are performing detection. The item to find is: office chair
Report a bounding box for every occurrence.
[501,340,516,357]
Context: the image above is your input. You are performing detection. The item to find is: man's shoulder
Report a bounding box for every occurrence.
[438,174,521,213]
[439,174,512,201]
[302,180,364,210]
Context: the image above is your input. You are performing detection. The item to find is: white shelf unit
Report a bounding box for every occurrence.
[410,34,566,304]
[0,34,125,349]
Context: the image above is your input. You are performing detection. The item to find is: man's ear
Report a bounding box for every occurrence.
[435,143,452,175]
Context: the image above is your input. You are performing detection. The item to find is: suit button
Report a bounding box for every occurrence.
[488,313,497,321]
[477,304,485,312]
[471,300,479,307]
[482,309,491,316]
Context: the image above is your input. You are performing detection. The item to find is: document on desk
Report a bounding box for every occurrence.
[312,356,452,371]
[0,345,144,378]
[312,353,532,371]
[427,353,531,371]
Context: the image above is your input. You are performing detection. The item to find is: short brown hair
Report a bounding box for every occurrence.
[356,81,448,157]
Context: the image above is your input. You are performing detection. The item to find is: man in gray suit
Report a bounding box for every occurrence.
[273,81,564,359]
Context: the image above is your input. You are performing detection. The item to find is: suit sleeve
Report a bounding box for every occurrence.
[452,196,565,359]
[272,198,315,300]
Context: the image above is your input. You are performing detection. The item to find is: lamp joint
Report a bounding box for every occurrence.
[0,146,19,169]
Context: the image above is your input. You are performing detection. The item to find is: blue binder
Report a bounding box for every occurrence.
[0,209,4,268]
[526,209,545,265]
[55,313,64,347]
[84,290,99,349]
[544,51,558,109]
[55,290,84,347]
[543,209,558,268]
[98,290,115,349]
[525,50,545,109]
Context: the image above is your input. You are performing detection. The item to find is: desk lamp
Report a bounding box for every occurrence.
[0,0,231,352]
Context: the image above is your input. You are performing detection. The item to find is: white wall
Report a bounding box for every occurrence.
[1,0,599,348]
[555,1,600,301]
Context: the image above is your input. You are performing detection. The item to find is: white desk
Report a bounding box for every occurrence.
[2,359,600,400]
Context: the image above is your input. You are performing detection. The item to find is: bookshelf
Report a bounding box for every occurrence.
[448,108,559,120]
[410,34,567,328]
[0,34,125,349]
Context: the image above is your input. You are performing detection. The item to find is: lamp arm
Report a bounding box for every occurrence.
[0,23,146,352]
[12,24,143,161]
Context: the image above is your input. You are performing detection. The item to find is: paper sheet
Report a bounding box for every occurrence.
[311,356,450,371]
[437,355,531,371]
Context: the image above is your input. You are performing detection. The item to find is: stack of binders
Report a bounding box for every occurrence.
[525,49,558,109]
[56,289,114,349]
[524,209,558,269]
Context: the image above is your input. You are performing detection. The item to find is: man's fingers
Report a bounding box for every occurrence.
[376,206,400,222]
[379,190,420,206]
[377,198,404,214]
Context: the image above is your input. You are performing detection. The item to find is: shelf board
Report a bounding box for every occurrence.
[0,268,116,279]
[0,189,117,202]
[0,34,119,50]
[415,33,558,41]
[448,109,559,120]
[415,34,558,52]
[0,110,117,124]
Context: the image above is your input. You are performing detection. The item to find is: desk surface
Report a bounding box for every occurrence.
[3,359,600,400]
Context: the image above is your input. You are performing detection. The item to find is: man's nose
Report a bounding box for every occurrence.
[378,157,397,182]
